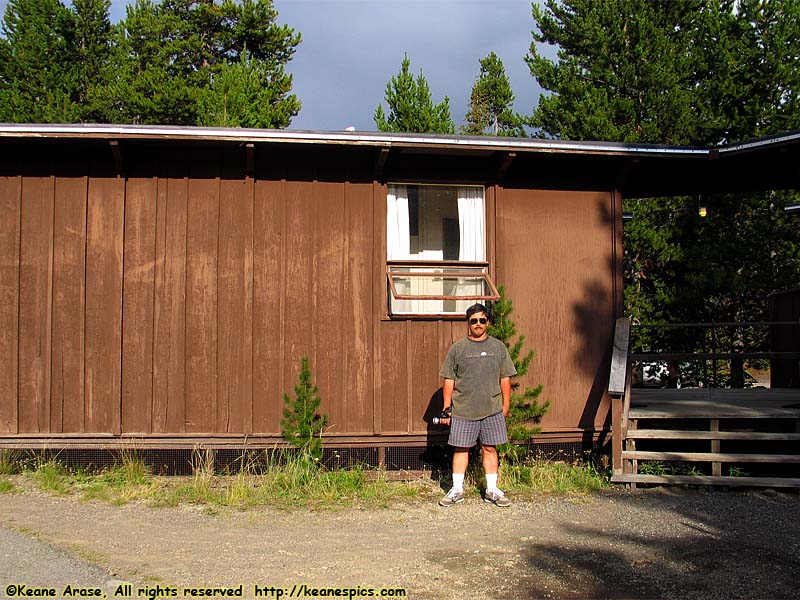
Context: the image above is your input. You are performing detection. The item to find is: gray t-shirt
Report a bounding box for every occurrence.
[439,336,517,420]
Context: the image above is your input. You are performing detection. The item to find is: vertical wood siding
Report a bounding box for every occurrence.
[0,152,619,439]
[0,174,20,433]
[52,176,87,433]
[496,188,616,432]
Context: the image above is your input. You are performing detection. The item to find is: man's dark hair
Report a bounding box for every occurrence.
[466,303,491,322]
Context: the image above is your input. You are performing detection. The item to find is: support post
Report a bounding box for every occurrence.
[711,419,722,477]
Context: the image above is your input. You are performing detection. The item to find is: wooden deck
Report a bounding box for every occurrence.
[617,388,800,487]
[630,388,800,419]
[609,317,800,488]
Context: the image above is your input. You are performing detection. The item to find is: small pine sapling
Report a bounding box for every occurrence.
[281,356,329,461]
[488,285,550,462]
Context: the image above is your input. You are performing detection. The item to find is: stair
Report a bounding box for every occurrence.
[609,318,800,489]
[615,390,800,488]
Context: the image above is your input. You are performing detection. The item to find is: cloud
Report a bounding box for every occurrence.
[276,0,543,131]
[0,0,547,132]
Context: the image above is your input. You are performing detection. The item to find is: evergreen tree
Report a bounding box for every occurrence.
[462,52,525,137]
[527,0,800,384]
[115,0,301,126]
[527,0,704,144]
[198,49,300,128]
[374,54,455,134]
[69,0,115,122]
[281,357,328,461]
[0,0,77,122]
[488,286,549,461]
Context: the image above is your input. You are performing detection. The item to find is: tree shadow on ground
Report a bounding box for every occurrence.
[519,489,800,599]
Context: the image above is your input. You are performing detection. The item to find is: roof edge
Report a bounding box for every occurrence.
[0,123,710,157]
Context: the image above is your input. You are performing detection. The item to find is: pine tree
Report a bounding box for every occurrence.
[198,49,300,128]
[281,357,328,461]
[462,52,526,137]
[69,0,115,122]
[0,0,77,122]
[488,286,549,461]
[527,0,704,145]
[374,54,455,134]
[115,0,301,126]
[527,0,800,384]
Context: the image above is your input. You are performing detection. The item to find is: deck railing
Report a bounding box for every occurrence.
[627,320,800,389]
[608,317,800,479]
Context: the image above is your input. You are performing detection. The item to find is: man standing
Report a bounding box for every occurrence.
[438,303,516,507]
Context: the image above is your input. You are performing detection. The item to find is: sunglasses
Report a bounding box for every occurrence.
[469,317,488,325]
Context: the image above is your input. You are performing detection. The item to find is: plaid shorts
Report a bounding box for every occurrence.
[448,411,508,448]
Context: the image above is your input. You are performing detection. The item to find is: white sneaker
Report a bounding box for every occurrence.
[483,488,511,507]
[438,487,465,507]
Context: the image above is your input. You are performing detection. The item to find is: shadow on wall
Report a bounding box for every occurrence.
[421,387,450,483]
[571,195,617,449]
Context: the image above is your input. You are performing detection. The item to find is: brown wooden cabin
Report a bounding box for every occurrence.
[0,125,798,463]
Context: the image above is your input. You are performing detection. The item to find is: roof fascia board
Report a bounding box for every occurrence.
[715,130,800,155]
[0,123,709,159]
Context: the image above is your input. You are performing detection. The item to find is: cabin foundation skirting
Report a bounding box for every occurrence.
[0,430,607,475]
[0,428,606,450]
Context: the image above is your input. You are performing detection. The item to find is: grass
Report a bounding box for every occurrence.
[499,459,609,494]
[4,449,611,510]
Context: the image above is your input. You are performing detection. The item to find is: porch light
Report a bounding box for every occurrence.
[696,193,708,218]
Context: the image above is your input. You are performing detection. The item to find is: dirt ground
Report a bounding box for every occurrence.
[1,482,799,600]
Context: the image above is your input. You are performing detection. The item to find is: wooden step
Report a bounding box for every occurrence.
[623,450,800,463]
[626,429,800,441]
[628,388,800,419]
[629,403,800,419]
[612,473,800,488]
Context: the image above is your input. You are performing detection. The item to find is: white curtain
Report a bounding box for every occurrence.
[455,186,485,311]
[386,184,412,312]
[458,186,485,261]
[386,184,410,260]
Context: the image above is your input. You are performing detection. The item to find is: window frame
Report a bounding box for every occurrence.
[386,260,500,302]
[385,183,498,317]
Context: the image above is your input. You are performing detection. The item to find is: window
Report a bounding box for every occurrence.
[386,184,499,315]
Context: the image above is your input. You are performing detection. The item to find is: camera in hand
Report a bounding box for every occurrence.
[432,407,452,426]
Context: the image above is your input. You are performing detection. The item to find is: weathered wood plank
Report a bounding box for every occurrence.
[19,177,54,433]
[372,181,385,435]
[217,173,253,434]
[85,176,124,433]
[282,180,314,394]
[409,322,441,433]
[629,388,800,419]
[0,175,21,433]
[344,182,373,434]
[710,419,721,476]
[313,181,346,433]
[623,450,800,463]
[612,401,624,476]
[51,176,87,433]
[627,429,800,441]
[629,404,800,419]
[612,473,800,488]
[152,172,188,433]
[379,321,407,433]
[608,317,630,396]
[185,172,219,433]
[122,177,157,433]
[252,178,284,434]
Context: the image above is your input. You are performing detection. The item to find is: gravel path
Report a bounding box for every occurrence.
[1,484,798,600]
